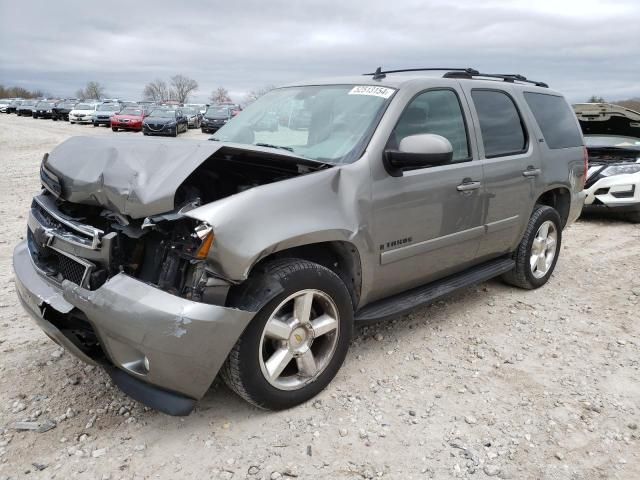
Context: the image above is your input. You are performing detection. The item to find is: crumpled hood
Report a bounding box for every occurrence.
[44,136,223,218]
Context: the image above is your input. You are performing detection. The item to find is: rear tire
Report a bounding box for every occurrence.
[221,259,353,410]
[501,205,562,290]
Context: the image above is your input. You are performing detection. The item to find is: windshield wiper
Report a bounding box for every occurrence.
[255,143,294,152]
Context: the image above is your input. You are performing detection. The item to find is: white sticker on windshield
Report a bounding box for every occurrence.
[348,85,395,99]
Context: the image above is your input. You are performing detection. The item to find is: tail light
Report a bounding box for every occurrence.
[582,146,589,189]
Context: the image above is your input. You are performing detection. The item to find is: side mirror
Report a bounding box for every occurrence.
[384,134,453,177]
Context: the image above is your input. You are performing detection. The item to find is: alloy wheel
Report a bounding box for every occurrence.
[259,289,340,391]
[530,220,558,279]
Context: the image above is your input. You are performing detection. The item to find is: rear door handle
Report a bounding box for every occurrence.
[456,181,481,192]
[522,167,541,177]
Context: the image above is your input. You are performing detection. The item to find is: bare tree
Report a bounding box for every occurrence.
[170,75,198,104]
[0,85,44,99]
[75,89,86,100]
[143,79,170,103]
[243,84,276,106]
[82,81,106,100]
[210,87,231,104]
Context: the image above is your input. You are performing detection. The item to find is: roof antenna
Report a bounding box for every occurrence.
[372,67,386,80]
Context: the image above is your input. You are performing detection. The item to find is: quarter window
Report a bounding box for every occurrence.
[389,89,470,163]
[523,92,583,149]
[472,90,527,157]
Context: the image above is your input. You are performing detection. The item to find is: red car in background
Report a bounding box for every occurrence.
[110,106,152,132]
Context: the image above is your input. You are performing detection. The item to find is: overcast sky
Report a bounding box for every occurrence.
[1,0,639,103]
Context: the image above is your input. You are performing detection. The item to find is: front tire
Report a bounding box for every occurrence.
[112,127,118,132]
[221,259,353,410]
[502,205,562,289]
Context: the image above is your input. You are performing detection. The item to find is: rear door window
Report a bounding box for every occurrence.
[471,90,527,157]
[523,92,583,149]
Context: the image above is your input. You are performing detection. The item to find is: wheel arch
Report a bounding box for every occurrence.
[536,186,572,228]
[238,239,363,311]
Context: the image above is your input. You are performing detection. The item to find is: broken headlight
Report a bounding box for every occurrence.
[193,223,214,259]
[601,163,640,177]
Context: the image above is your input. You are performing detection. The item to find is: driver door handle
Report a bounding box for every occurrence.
[522,167,541,177]
[456,181,481,192]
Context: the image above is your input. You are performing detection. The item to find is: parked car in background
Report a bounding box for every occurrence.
[201,106,232,133]
[182,107,202,129]
[17,99,37,116]
[0,99,12,113]
[142,109,188,136]
[5,99,23,114]
[574,103,640,223]
[13,69,586,415]
[185,103,207,115]
[32,100,57,119]
[69,102,98,124]
[92,102,122,127]
[218,102,242,116]
[110,105,151,132]
[51,100,77,121]
[136,100,156,108]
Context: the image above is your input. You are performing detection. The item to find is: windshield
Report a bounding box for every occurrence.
[148,110,176,119]
[182,108,197,115]
[213,85,395,163]
[97,103,120,111]
[22,100,36,106]
[205,107,231,119]
[59,102,76,108]
[585,135,640,149]
[75,103,94,110]
[120,107,143,115]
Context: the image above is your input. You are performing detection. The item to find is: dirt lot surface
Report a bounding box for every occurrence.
[0,114,638,479]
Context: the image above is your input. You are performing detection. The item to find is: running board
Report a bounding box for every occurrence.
[354,257,515,323]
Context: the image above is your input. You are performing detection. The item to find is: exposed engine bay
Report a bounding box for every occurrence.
[31,146,328,303]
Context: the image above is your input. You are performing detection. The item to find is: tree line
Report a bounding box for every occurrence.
[2,77,278,106]
[0,85,47,99]
[587,95,640,111]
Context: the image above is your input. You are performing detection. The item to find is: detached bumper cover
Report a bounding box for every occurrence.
[583,172,640,213]
[13,240,255,410]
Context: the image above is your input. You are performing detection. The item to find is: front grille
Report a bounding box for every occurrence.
[50,249,87,285]
[27,230,91,287]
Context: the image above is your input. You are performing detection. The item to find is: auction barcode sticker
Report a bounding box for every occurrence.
[348,86,395,99]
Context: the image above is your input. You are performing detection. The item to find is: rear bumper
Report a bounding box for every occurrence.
[13,240,255,414]
[567,190,586,226]
[582,202,640,214]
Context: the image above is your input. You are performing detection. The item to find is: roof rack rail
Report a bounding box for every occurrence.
[363,66,548,87]
[363,67,479,80]
[443,70,548,88]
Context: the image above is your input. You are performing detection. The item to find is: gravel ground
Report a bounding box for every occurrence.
[0,114,638,480]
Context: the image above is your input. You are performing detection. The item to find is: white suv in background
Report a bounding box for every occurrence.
[69,102,98,124]
[574,103,640,223]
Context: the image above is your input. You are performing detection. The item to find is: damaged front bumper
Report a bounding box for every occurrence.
[13,240,255,415]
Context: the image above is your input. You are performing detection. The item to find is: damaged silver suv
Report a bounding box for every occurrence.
[14,68,586,415]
